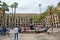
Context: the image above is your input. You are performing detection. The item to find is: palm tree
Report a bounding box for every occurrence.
[2,2,9,14]
[0,2,9,27]
[13,2,18,14]
[0,1,2,4]
[57,2,60,7]
[11,4,14,14]
[47,5,54,34]
[47,5,54,15]
[11,2,18,19]
[57,2,60,27]
[34,12,45,23]
[11,2,18,27]
[0,1,2,10]
[10,4,14,28]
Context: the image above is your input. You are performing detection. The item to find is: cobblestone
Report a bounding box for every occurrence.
[0,29,60,40]
[0,33,56,40]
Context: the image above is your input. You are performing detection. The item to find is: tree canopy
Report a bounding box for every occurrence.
[0,1,9,12]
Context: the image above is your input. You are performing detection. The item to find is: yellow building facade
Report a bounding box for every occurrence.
[0,10,4,27]
[4,13,39,28]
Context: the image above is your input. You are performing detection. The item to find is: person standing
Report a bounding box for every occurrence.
[34,26,39,33]
[24,26,26,33]
[0,27,2,35]
[14,26,18,40]
[2,27,6,36]
[18,27,22,33]
[6,27,10,36]
[21,27,24,33]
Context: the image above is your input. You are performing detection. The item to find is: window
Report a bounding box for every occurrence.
[7,24,8,26]
[24,18,25,21]
[56,22,58,24]
[21,18,23,21]
[29,18,32,24]
[7,20,9,23]
[0,20,2,23]
[18,24,20,26]
[0,23,1,26]
[10,18,12,22]
[0,16,2,18]
[18,18,20,23]
[16,19,17,23]
[21,24,22,26]
[16,24,17,27]
[52,23,53,26]
[24,23,25,26]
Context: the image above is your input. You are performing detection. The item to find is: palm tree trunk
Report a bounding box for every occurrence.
[11,8,13,28]
[50,13,53,34]
[3,6,5,28]
[14,8,16,27]
[12,8,13,14]
[14,8,16,14]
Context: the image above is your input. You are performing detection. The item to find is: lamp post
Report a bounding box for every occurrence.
[39,4,41,13]
[39,4,41,26]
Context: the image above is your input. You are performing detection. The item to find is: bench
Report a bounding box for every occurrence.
[39,28,49,33]
[27,30,35,33]
[21,28,49,33]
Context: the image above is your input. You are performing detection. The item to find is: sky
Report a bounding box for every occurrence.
[1,0,60,13]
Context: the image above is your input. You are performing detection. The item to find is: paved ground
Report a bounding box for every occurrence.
[0,33,59,40]
[0,28,60,40]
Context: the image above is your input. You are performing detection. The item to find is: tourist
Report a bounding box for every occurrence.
[18,27,22,33]
[24,26,27,33]
[34,26,39,33]
[0,27,2,35]
[21,27,24,33]
[6,27,10,36]
[13,26,18,40]
[2,27,6,36]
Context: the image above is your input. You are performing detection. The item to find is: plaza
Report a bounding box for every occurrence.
[0,0,60,40]
[0,33,60,40]
[0,28,60,40]
[0,33,58,40]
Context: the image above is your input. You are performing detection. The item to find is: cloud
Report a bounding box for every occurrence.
[1,0,60,13]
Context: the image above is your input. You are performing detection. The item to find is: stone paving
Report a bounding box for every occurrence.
[0,33,57,40]
[0,29,60,40]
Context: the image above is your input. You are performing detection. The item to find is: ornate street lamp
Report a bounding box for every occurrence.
[39,4,41,13]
